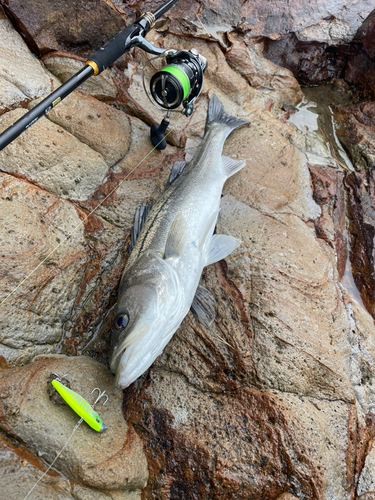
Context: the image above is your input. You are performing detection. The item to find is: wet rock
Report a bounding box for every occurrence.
[0,108,109,201]
[332,101,375,171]
[42,55,120,100]
[0,0,126,58]
[344,169,375,320]
[41,92,131,166]
[126,373,324,500]
[308,164,346,279]
[0,356,148,493]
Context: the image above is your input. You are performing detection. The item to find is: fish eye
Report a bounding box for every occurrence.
[115,313,129,330]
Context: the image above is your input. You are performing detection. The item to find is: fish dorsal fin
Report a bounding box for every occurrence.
[164,213,187,260]
[190,284,216,329]
[168,160,187,186]
[222,156,246,179]
[206,234,241,266]
[127,201,152,256]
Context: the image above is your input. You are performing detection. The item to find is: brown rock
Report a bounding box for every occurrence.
[0,107,109,201]
[223,120,320,221]
[225,33,302,107]
[0,172,126,365]
[308,164,346,279]
[0,77,29,115]
[0,431,72,500]
[0,0,126,57]
[0,356,148,492]
[43,55,120,100]
[40,92,131,166]
[332,102,375,170]
[355,8,375,59]
[126,374,323,500]
[344,169,375,320]
[128,0,372,43]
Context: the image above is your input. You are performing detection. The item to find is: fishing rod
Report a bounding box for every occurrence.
[0,0,206,151]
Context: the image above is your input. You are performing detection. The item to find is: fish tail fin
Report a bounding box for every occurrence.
[205,94,249,135]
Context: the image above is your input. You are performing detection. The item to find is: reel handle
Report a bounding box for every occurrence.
[150,112,170,150]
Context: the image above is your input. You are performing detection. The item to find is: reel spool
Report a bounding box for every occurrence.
[144,48,207,149]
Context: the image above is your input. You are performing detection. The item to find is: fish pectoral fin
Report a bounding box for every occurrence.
[197,209,220,251]
[190,284,216,329]
[206,234,241,266]
[128,201,152,256]
[222,156,246,179]
[167,160,187,186]
[164,213,187,259]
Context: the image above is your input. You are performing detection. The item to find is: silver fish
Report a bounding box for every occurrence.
[110,95,248,388]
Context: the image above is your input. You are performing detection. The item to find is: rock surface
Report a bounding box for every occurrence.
[0,1,375,500]
[0,0,126,57]
[0,355,148,498]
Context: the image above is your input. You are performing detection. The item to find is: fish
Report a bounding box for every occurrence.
[110,94,248,389]
[51,379,108,432]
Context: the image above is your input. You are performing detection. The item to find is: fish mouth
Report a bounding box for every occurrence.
[109,321,150,381]
[109,344,126,376]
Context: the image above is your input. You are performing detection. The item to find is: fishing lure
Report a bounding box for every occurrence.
[51,379,108,433]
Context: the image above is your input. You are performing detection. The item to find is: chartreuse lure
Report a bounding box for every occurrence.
[51,379,108,433]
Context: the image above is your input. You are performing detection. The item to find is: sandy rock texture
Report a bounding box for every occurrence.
[0,1,374,499]
[0,355,148,499]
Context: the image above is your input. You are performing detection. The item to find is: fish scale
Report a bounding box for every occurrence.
[110,95,248,389]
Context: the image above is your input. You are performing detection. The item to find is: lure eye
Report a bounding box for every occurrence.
[115,313,129,330]
[95,418,100,423]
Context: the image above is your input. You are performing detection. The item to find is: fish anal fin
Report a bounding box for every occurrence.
[222,156,246,179]
[206,234,241,266]
[127,201,152,256]
[190,284,216,329]
[168,160,187,186]
[164,213,187,260]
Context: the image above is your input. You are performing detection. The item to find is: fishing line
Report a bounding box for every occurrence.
[23,417,84,500]
[0,127,175,309]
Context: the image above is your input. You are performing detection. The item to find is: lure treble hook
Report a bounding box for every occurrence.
[91,387,109,406]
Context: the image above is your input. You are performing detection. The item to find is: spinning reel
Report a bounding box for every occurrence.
[142,46,207,149]
[0,0,207,152]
